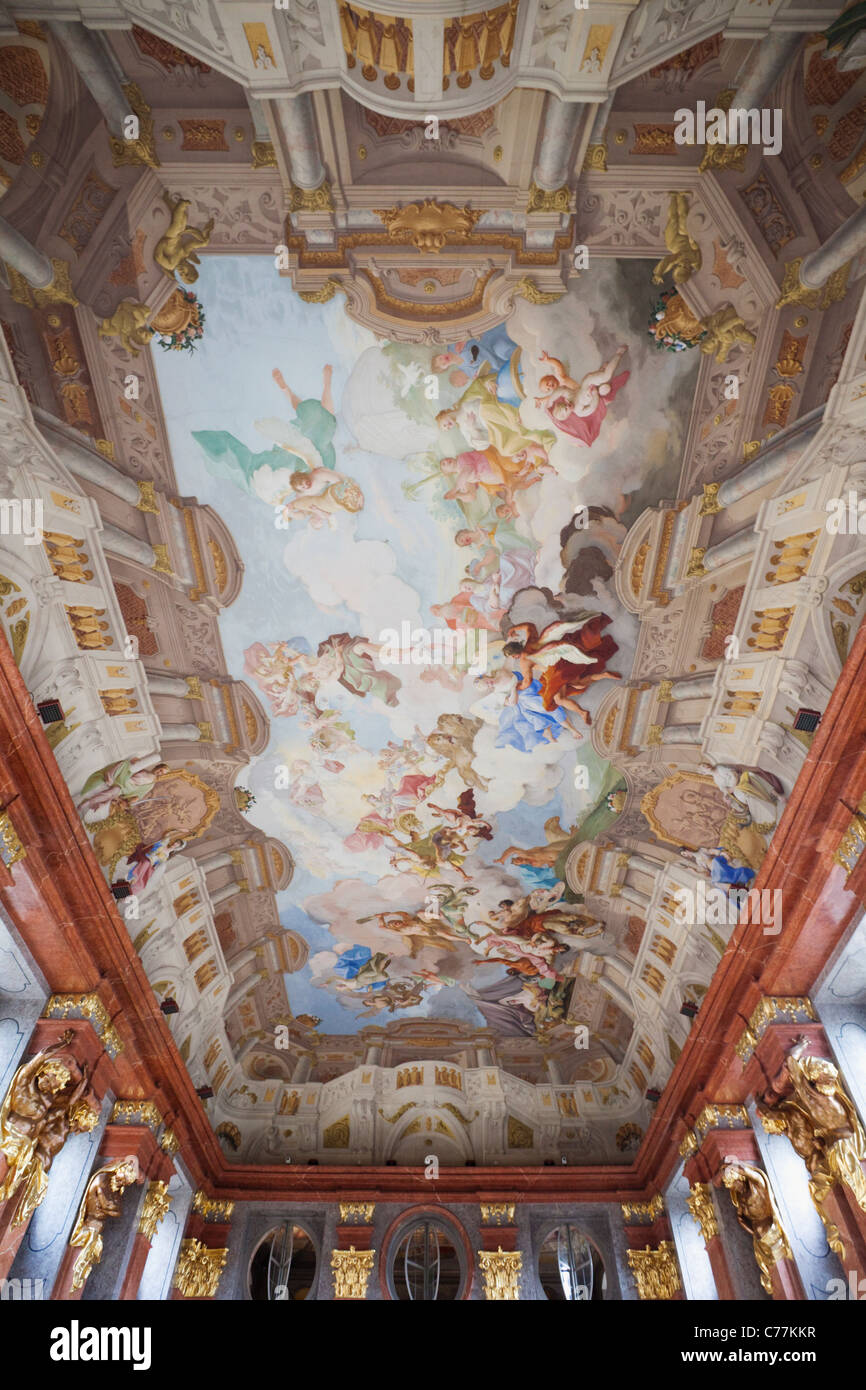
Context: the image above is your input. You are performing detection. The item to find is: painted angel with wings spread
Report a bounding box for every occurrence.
[502,615,620,728]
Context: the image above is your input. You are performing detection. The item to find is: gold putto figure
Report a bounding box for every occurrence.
[0,1031,98,1229]
[69,1155,142,1290]
[720,1157,792,1294]
[154,193,214,284]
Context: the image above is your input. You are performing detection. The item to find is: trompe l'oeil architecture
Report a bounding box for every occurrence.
[1,0,866,1304]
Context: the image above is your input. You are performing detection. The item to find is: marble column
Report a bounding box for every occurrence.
[272,94,325,189]
[198,850,235,874]
[533,96,582,191]
[0,216,52,289]
[39,418,143,506]
[209,881,242,906]
[224,970,266,1013]
[47,22,129,137]
[623,853,665,875]
[292,1055,312,1083]
[700,408,823,513]
[101,522,156,568]
[159,722,205,744]
[659,673,716,701]
[729,32,802,111]
[228,945,259,972]
[801,203,866,289]
[588,94,614,145]
[147,673,193,698]
[545,1056,563,1086]
[600,974,632,1013]
[653,723,703,747]
[688,528,757,578]
[476,1046,494,1066]
[617,884,650,909]
[364,1045,382,1066]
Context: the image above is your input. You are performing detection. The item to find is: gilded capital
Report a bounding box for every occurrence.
[331,1245,375,1298]
[627,1242,681,1300]
[138,1180,172,1241]
[173,1238,227,1298]
[136,480,159,514]
[686,1183,719,1242]
[478,1246,522,1299]
[699,482,722,516]
[685,546,707,579]
[526,183,571,213]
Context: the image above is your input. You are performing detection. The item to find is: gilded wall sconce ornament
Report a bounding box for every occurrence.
[375,200,482,254]
[478,1246,522,1299]
[331,1245,375,1298]
[69,1156,142,1290]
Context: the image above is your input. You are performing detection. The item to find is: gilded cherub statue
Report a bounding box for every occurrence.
[98,300,154,357]
[154,193,214,284]
[652,192,701,286]
[720,1157,792,1294]
[0,1031,98,1227]
[759,1039,866,1259]
[698,306,756,363]
[69,1155,141,1290]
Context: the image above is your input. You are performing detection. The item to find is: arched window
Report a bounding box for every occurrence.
[389,1218,464,1300]
[537,1226,606,1301]
[248,1223,317,1301]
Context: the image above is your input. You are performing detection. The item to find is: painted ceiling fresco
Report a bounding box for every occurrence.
[152,253,699,1076]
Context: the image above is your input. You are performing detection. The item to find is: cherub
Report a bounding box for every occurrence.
[154,193,214,285]
[698,306,756,364]
[534,346,629,447]
[652,192,701,286]
[98,300,154,357]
